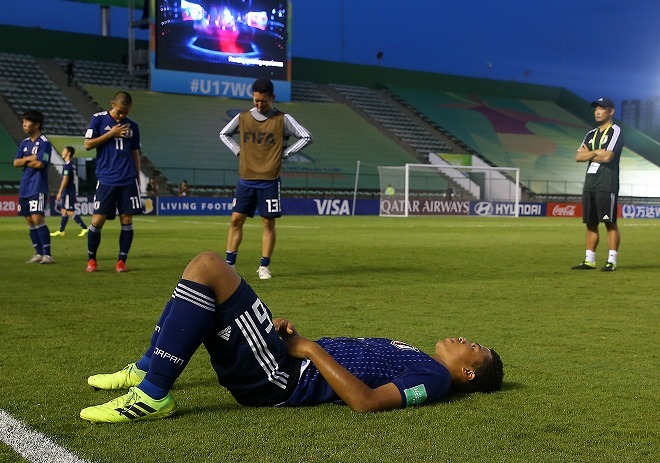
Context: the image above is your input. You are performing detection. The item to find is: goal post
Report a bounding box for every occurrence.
[377,163,521,217]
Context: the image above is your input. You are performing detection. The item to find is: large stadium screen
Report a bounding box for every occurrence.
[151,0,291,100]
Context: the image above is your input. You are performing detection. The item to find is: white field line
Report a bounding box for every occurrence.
[0,409,92,463]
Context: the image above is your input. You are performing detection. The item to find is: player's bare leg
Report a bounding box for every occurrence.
[182,251,241,303]
[604,223,620,251]
[227,212,247,251]
[572,223,599,270]
[585,223,599,252]
[261,217,276,261]
[90,214,107,230]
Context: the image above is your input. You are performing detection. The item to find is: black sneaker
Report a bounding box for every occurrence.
[601,262,616,272]
[571,261,596,270]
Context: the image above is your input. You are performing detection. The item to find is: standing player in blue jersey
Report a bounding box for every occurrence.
[220,78,313,280]
[50,146,89,238]
[13,110,54,264]
[84,91,142,273]
[80,252,503,423]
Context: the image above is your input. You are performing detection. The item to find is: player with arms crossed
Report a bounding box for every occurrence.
[84,91,142,273]
[50,146,88,237]
[219,78,313,279]
[80,252,503,423]
[13,110,54,264]
[572,97,624,272]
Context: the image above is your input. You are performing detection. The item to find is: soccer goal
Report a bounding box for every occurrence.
[378,163,521,217]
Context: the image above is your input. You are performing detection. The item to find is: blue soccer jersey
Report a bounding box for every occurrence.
[62,161,77,196]
[85,111,141,186]
[15,134,51,198]
[282,337,452,408]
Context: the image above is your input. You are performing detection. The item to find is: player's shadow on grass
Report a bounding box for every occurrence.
[610,264,656,270]
[274,264,433,279]
[500,381,524,392]
[179,381,527,418]
[176,377,224,389]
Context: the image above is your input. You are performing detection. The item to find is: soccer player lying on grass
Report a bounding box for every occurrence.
[80,252,503,423]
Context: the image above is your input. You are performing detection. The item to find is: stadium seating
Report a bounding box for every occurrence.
[83,85,421,192]
[388,85,660,196]
[1,43,657,197]
[0,52,88,136]
[291,81,335,103]
[56,58,149,90]
[0,122,20,186]
[330,83,453,156]
[56,58,334,104]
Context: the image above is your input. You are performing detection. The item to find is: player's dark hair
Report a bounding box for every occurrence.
[466,348,504,394]
[113,91,133,106]
[252,78,274,96]
[22,110,44,130]
[65,146,75,157]
[452,348,504,394]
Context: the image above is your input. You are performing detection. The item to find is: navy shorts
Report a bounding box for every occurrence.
[201,279,301,406]
[93,181,142,219]
[582,191,617,224]
[18,193,46,217]
[232,180,282,218]
[61,193,77,212]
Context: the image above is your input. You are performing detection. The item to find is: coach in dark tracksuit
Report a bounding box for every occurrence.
[572,97,624,272]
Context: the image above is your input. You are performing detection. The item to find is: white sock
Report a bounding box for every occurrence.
[608,250,618,264]
[585,250,596,263]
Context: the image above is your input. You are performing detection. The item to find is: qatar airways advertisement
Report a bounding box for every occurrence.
[151,0,291,100]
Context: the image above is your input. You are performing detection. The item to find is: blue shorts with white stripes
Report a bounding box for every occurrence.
[203,279,302,406]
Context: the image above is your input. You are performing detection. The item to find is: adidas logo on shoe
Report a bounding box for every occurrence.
[80,387,176,423]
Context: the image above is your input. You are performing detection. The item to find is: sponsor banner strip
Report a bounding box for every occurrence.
[380,199,469,216]
[0,196,20,216]
[3,195,659,217]
[620,204,660,219]
[469,201,547,217]
[158,197,233,216]
[547,202,583,218]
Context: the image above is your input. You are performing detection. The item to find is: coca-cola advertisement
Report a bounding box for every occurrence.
[547,202,582,217]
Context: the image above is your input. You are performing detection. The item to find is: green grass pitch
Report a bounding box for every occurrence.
[1,215,658,463]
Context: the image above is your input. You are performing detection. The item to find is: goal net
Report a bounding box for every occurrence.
[378,163,520,217]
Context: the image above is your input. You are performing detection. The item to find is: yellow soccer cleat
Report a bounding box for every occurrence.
[88,363,146,390]
[80,387,176,423]
[571,260,596,270]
